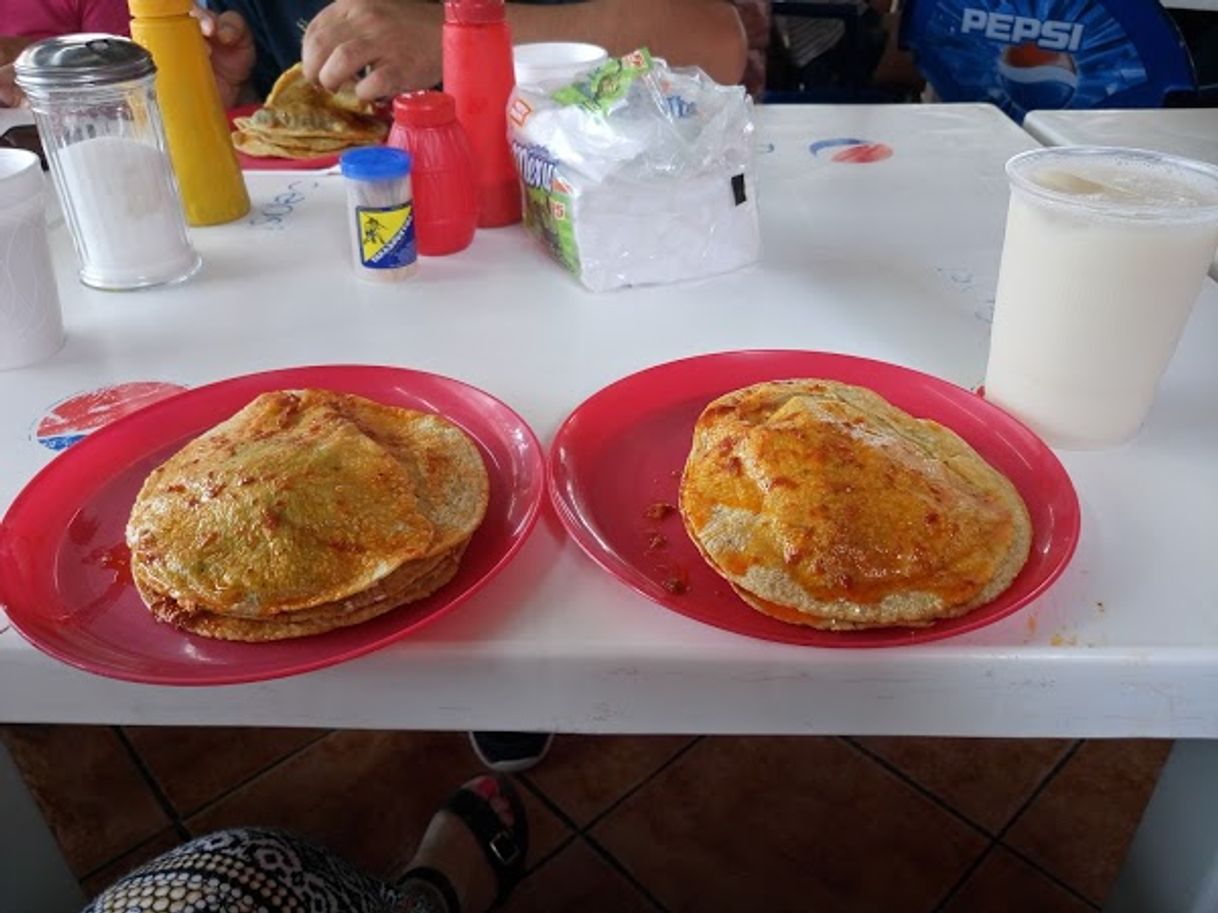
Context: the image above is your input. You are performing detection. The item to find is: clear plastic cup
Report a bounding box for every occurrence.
[0,148,63,369]
[512,42,607,88]
[984,147,1218,449]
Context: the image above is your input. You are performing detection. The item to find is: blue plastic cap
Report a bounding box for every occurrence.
[340,146,412,182]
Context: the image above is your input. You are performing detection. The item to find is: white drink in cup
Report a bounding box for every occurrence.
[985,147,1218,449]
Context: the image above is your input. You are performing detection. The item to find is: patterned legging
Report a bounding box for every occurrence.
[84,828,450,913]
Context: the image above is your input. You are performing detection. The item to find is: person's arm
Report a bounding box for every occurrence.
[2,0,129,107]
[0,36,33,65]
[303,0,747,102]
[0,37,34,107]
[507,0,746,84]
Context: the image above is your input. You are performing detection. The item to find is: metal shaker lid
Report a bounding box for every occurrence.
[14,35,156,90]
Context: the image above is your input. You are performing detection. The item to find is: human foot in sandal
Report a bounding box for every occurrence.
[396,775,529,912]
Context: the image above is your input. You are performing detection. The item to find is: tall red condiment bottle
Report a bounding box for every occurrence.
[442,0,522,227]
[388,91,478,255]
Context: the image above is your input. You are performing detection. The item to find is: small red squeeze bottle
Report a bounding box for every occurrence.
[388,91,478,255]
[442,0,522,227]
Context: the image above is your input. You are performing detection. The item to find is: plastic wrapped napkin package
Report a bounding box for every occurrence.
[508,49,760,292]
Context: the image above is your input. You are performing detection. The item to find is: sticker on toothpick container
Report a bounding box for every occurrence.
[809,138,894,163]
[357,203,417,270]
[34,382,187,451]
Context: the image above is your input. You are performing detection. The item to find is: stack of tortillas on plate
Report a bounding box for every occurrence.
[679,380,1032,630]
[231,63,387,159]
[126,389,487,641]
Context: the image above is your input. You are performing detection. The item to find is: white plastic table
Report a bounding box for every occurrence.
[1024,108,1218,165]
[2,103,1218,910]
[3,102,1217,735]
[0,108,33,131]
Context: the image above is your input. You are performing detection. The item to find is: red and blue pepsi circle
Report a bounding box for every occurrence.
[998,42,1078,110]
[35,382,187,451]
[809,138,893,164]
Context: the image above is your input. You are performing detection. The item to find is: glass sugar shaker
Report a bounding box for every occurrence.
[14,35,200,290]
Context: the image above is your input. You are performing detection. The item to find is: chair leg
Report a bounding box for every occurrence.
[1104,739,1218,913]
[0,739,85,912]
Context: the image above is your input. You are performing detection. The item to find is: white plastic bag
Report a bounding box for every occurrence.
[508,49,760,292]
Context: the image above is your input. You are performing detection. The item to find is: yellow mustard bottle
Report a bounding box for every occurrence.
[129,0,250,225]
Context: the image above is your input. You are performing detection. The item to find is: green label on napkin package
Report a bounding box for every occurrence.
[513,141,580,276]
[553,48,653,114]
[356,203,416,269]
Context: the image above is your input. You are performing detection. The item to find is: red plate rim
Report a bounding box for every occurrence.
[0,364,546,684]
[547,349,1081,648]
[228,102,341,171]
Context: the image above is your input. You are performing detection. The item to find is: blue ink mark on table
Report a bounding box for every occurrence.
[248,178,320,231]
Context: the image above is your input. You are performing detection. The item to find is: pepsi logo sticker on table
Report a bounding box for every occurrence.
[809,138,893,164]
[34,382,187,451]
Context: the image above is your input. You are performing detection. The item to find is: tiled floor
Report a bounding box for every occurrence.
[2,726,1171,912]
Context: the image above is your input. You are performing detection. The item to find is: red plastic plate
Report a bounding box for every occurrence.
[0,366,545,684]
[228,103,340,171]
[549,350,1080,647]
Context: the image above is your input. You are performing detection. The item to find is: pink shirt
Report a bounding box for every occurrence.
[1,0,130,39]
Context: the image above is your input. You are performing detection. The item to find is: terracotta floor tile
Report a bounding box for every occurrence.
[1005,739,1171,905]
[942,847,1093,913]
[525,735,694,826]
[185,730,569,879]
[502,839,657,913]
[593,736,987,913]
[519,779,571,869]
[1,724,171,876]
[79,828,182,899]
[855,737,1073,832]
[124,725,328,815]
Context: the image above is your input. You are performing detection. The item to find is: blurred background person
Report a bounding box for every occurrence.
[201,0,746,101]
[0,0,130,106]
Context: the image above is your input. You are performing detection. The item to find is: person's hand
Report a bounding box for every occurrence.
[302,0,444,102]
[0,64,22,108]
[0,35,33,106]
[192,7,256,109]
[0,35,33,66]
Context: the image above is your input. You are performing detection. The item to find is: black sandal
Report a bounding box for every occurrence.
[399,775,529,912]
